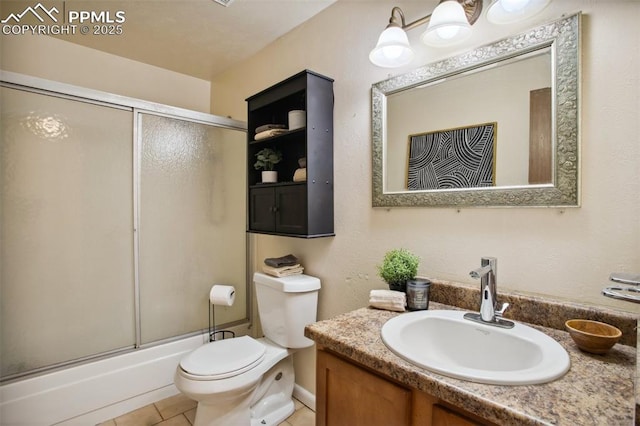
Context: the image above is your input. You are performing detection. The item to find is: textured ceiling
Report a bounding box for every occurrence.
[49,0,337,80]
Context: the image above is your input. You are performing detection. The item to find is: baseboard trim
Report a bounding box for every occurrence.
[293,383,315,411]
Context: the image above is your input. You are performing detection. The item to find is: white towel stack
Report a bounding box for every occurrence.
[254,124,288,141]
[369,289,406,312]
[262,253,304,277]
[262,263,304,277]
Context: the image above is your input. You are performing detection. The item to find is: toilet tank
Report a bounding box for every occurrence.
[253,272,321,349]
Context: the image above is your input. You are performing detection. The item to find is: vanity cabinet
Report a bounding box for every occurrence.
[316,348,493,426]
[246,70,334,238]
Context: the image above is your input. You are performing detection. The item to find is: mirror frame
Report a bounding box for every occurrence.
[372,13,581,208]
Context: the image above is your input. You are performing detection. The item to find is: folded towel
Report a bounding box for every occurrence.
[370,289,405,301]
[256,124,287,134]
[264,254,300,268]
[255,128,288,140]
[293,168,307,182]
[263,264,304,277]
[370,301,406,312]
[369,289,406,312]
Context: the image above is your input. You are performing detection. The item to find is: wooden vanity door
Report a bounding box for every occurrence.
[316,349,412,426]
[432,405,482,426]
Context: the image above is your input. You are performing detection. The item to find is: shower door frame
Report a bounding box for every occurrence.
[0,70,250,380]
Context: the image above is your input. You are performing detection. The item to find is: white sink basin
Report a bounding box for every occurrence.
[381,310,570,385]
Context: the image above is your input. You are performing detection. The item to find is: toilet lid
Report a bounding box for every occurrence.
[180,336,266,378]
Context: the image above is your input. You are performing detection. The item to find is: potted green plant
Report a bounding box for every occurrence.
[377,248,419,292]
[254,148,282,183]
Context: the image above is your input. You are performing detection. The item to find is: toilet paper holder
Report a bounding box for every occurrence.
[208,303,235,342]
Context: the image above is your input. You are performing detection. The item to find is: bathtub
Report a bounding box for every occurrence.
[0,321,324,426]
[0,330,231,425]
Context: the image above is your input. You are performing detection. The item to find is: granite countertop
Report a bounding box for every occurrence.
[305,302,637,426]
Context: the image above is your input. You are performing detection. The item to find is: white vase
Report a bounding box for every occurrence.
[261,171,277,183]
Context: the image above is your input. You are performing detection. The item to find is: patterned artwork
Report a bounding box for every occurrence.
[407,123,496,190]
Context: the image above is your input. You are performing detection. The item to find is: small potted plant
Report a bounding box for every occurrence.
[377,248,420,292]
[254,148,282,183]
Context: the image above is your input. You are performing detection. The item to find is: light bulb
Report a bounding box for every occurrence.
[382,45,404,60]
[500,0,531,12]
[369,25,414,67]
[421,0,471,47]
[487,0,550,24]
[436,26,460,40]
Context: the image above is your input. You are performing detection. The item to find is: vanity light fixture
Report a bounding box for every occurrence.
[486,0,551,24]
[421,0,474,47]
[369,0,551,68]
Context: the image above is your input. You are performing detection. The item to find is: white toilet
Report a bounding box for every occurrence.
[174,272,321,426]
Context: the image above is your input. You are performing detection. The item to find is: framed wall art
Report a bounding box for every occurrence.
[407,122,496,190]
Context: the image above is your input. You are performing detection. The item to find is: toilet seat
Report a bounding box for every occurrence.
[179,336,266,380]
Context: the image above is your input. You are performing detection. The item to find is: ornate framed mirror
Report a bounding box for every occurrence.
[372,13,580,208]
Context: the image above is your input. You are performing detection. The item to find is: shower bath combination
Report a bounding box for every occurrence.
[0,71,248,425]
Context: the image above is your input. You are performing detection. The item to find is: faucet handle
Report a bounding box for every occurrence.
[495,302,510,318]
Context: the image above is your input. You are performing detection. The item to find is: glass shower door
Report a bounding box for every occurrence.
[0,87,135,378]
[138,113,247,345]
[0,83,247,381]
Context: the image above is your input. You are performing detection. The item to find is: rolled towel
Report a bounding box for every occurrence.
[293,168,306,182]
[369,289,406,312]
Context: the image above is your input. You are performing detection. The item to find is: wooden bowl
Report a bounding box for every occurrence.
[565,319,622,354]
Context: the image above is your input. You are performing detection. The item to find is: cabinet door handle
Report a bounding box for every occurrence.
[272,206,279,213]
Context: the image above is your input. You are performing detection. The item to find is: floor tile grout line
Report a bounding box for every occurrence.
[151,403,163,421]
[152,412,189,425]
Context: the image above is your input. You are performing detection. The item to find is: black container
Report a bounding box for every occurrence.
[406,279,431,310]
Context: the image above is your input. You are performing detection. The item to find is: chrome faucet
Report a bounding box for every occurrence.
[464,257,514,328]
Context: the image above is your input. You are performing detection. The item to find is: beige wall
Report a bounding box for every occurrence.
[211,1,640,395]
[1,35,211,112]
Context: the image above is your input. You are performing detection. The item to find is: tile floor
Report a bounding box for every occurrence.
[99,393,315,426]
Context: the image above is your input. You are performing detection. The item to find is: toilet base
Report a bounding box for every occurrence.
[249,354,295,426]
[250,399,294,426]
[184,340,296,426]
[196,396,294,426]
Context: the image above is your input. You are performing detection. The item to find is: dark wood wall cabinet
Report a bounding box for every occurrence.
[246,70,334,238]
